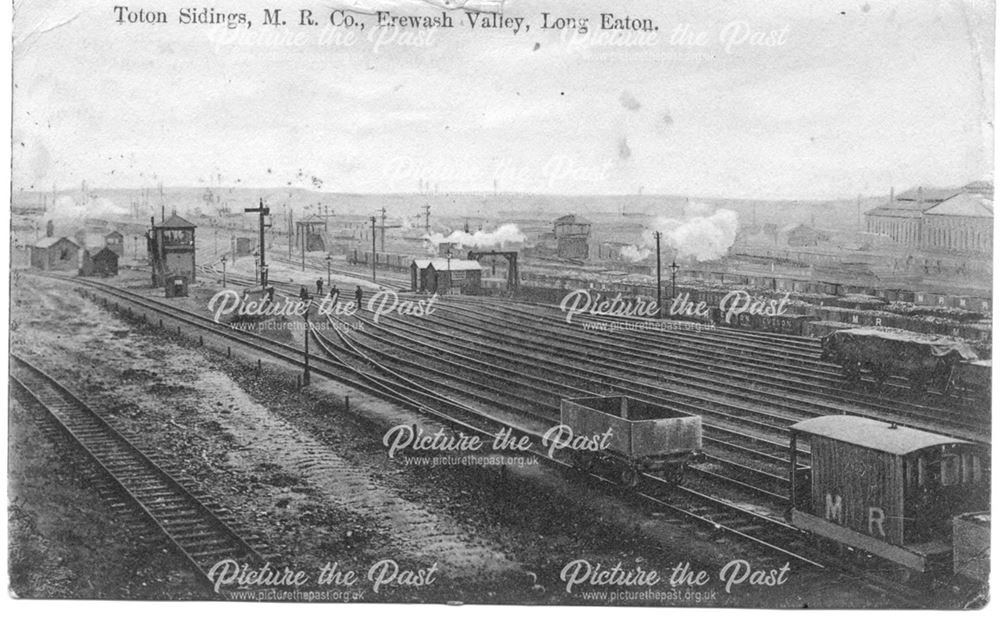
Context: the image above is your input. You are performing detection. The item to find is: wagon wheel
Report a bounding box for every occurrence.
[619,466,640,489]
[663,464,685,487]
[894,566,914,584]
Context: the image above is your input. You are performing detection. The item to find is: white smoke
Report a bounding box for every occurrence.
[619,245,651,262]
[425,223,526,250]
[648,204,739,262]
[45,195,129,226]
[622,203,739,263]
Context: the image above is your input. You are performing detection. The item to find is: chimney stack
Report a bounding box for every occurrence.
[45,220,54,237]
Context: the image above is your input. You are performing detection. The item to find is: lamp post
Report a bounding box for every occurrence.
[300,289,312,386]
[221,255,227,288]
[325,254,332,287]
[670,259,679,307]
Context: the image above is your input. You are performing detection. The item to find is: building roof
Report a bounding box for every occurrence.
[962,180,994,198]
[429,258,483,271]
[554,214,591,225]
[106,230,123,238]
[895,186,961,203]
[923,193,993,218]
[865,202,929,218]
[159,214,196,228]
[791,415,975,456]
[33,236,79,249]
[93,247,119,258]
[780,223,828,235]
[412,259,432,268]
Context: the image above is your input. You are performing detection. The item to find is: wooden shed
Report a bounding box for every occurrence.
[104,230,125,257]
[410,259,432,292]
[79,247,119,277]
[30,236,80,271]
[424,258,483,295]
[789,415,988,572]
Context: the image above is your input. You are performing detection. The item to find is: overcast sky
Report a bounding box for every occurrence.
[11,0,995,199]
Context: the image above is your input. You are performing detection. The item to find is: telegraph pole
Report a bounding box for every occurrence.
[423,204,431,231]
[245,198,269,288]
[370,215,377,283]
[654,231,662,316]
[671,259,679,307]
[379,206,388,252]
[300,290,312,386]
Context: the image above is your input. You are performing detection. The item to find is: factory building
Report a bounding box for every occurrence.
[865,183,993,254]
[553,214,591,260]
[780,223,830,247]
[920,193,993,254]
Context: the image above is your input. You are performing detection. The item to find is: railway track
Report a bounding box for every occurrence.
[59,275,822,567]
[9,354,270,591]
[269,255,410,289]
[320,306,795,497]
[51,274,938,605]
[424,297,989,441]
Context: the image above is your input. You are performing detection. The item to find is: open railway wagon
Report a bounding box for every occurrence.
[820,327,979,392]
[711,310,820,335]
[788,416,989,575]
[558,395,702,488]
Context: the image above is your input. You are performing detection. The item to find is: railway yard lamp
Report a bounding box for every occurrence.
[325,253,332,288]
[221,255,227,288]
[301,289,312,386]
[670,259,679,306]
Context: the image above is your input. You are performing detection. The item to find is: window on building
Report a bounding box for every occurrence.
[959,453,983,484]
[941,454,960,486]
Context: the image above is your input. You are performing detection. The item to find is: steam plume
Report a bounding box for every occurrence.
[425,223,526,250]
